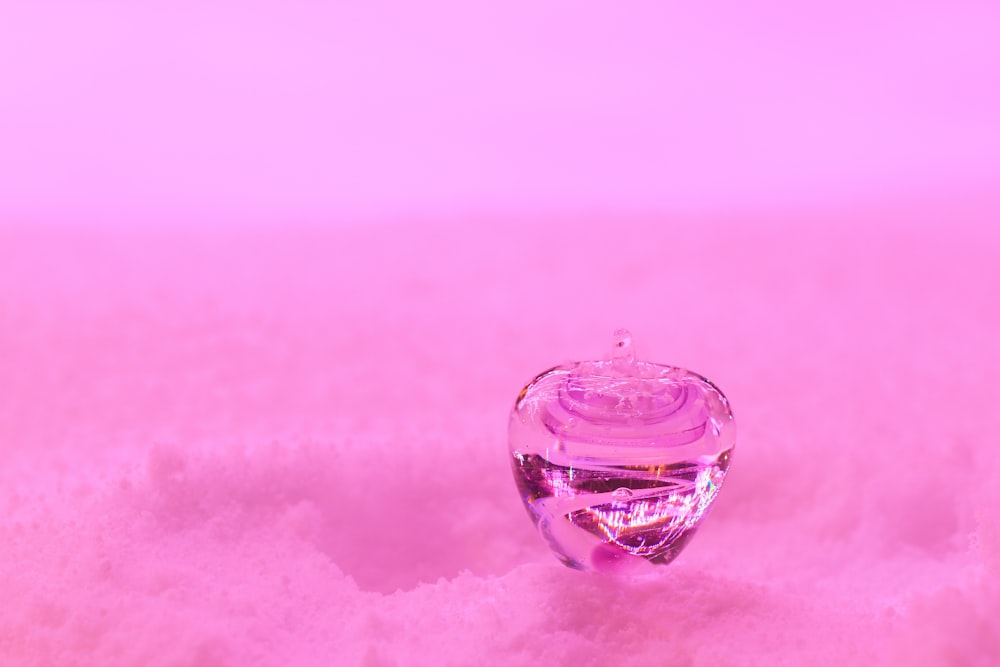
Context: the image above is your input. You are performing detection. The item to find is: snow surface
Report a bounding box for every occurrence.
[1,205,999,666]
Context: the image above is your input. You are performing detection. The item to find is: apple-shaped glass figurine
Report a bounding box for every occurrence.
[508,330,735,575]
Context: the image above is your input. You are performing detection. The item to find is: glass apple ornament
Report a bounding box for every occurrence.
[508,330,735,575]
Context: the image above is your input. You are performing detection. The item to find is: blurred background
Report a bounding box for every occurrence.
[1,0,997,225]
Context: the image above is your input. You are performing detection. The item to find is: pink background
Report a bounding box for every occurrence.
[2,1,998,221]
[1,2,999,665]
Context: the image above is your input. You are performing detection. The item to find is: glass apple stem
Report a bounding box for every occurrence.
[610,328,635,372]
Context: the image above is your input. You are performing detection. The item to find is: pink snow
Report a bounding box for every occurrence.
[1,206,998,666]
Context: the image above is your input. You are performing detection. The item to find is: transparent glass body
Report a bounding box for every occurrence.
[508,333,736,574]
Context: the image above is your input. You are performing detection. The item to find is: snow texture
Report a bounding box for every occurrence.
[1,206,998,666]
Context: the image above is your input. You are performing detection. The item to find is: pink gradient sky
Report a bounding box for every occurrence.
[1,0,998,224]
